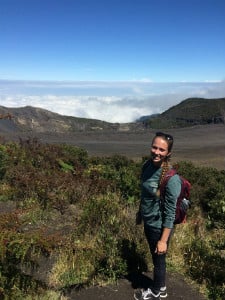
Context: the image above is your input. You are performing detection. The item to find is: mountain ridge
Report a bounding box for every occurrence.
[144,97,225,128]
[0,97,225,135]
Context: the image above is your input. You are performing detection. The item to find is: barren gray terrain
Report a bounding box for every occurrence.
[75,125,225,170]
[1,123,225,170]
[9,123,223,170]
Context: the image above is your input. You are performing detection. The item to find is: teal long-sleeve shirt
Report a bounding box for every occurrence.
[140,161,181,229]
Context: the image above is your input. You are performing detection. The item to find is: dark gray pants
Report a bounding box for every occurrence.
[144,226,173,293]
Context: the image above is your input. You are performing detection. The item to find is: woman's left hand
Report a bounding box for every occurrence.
[155,240,167,255]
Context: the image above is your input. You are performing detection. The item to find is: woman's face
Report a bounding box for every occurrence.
[151,136,170,166]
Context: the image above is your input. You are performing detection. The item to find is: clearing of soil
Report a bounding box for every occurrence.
[65,272,207,300]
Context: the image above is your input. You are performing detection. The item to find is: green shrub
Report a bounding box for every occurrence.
[88,155,141,204]
[0,144,9,180]
[185,236,225,299]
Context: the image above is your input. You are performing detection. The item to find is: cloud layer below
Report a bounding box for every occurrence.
[0,80,224,123]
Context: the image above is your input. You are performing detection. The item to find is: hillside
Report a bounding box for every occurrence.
[0,105,143,135]
[144,97,225,128]
[0,105,115,133]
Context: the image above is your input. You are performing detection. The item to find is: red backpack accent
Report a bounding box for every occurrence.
[160,169,191,224]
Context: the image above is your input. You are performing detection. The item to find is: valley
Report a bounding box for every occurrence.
[1,123,224,170]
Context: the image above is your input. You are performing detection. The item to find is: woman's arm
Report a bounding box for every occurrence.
[162,174,181,228]
[156,175,181,254]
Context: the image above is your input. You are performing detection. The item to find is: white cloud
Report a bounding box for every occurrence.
[0,80,224,123]
[0,94,159,122]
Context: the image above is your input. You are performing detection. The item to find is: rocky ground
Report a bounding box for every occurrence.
[65,271,207,300]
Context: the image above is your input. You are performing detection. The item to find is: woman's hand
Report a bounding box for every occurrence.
[155,227,171,254]
[155,240,168,255]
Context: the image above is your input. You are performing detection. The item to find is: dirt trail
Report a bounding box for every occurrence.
[65,272,207,300]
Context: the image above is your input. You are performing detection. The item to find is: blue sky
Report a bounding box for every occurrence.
[0,0,225,122]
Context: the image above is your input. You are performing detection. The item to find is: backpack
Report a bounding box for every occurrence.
[160,169,191,224]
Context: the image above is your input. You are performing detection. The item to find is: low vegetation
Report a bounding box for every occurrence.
[0,138,224,299]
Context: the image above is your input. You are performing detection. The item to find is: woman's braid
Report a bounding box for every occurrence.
[156,161,171,197]
[159,161,170,186]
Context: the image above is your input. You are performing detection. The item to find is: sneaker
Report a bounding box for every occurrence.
[159,286,167,298]
[134,288,160,300]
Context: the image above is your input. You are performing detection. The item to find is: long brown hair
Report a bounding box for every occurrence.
[159,161,171,186]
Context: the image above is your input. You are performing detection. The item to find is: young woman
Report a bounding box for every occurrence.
[134,132,181,300]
